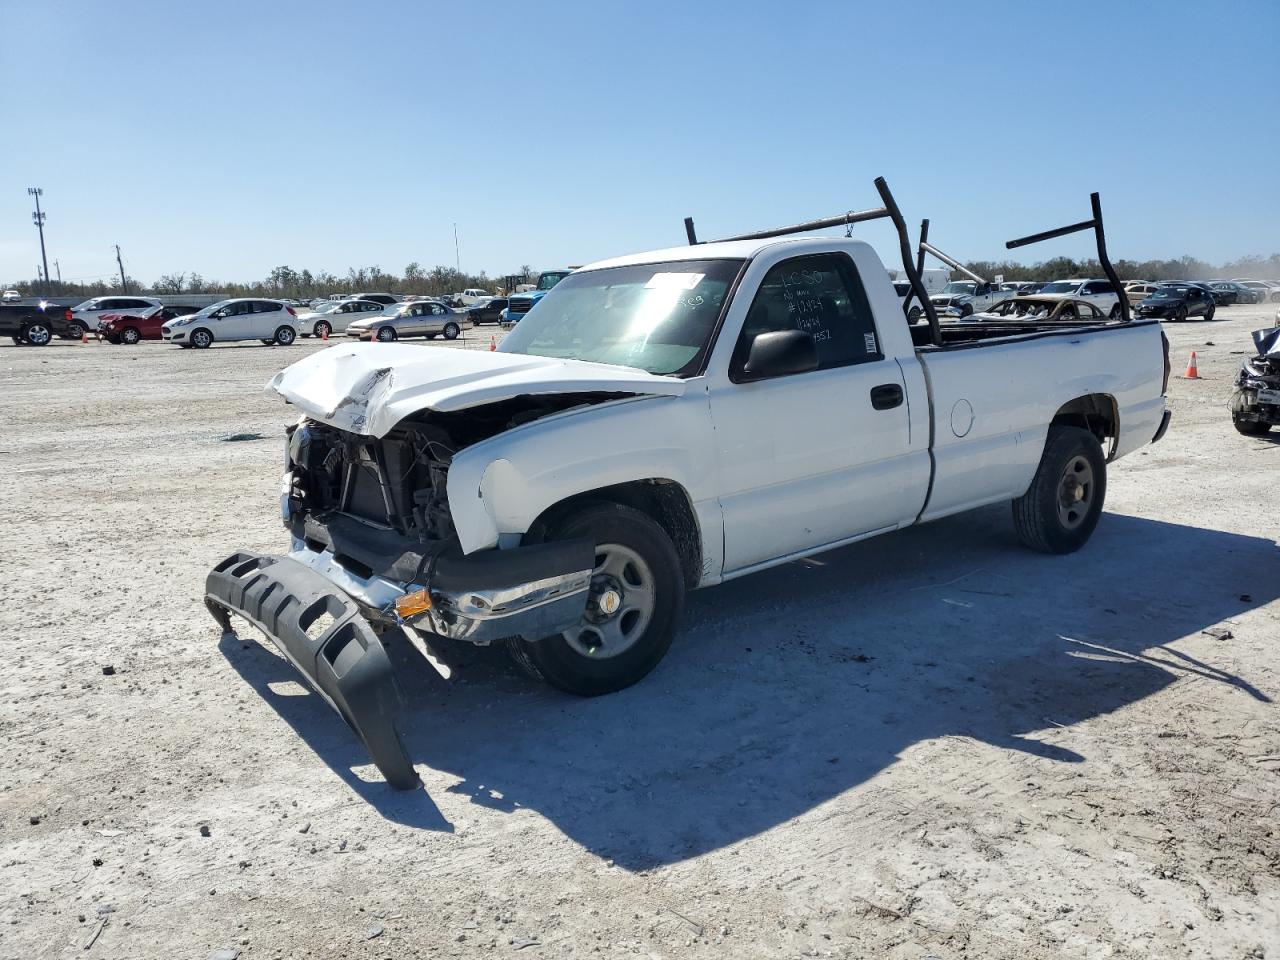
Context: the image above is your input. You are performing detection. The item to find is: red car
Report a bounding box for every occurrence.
[101,305,200,344]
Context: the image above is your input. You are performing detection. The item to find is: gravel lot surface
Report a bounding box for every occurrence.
[2,309,1277,959]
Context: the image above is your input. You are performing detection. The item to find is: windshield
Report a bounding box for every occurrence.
[537,271,572,291]
[1039,281,1078,294]
[1152,288,1186,299]
[941,281,976,295]
[197,299,234,315]
[499,259,742,376]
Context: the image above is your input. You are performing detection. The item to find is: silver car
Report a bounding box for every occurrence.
[346,300,462,342]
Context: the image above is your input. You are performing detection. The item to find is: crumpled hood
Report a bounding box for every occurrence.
[266,343,688,437]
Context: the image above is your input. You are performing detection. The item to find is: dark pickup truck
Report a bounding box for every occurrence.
[1,301,77,345]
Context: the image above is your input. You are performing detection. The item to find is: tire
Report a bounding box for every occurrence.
[426,333,438,340]
[65,321,86,340]
[1012,425,1107,554]
[22,323,52,346]
[1174,306,1188,322]
[443,322,460,340]
[190,328,213,349]
[312,320,331,340]
[273,325,296,346]
[1233,416,1272,436]
[507,503,685,696]
[10,335,21,345]
[1205,306,1215,322]
[1109,304,1121,320]
[121,327,141,344]
[376,326,397,342]
[960,304,973,318]
[908,306,922,324]
[1272,291,1280,303]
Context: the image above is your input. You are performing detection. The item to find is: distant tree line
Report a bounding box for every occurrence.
[8,252,1280,301]
[7,262,536,301]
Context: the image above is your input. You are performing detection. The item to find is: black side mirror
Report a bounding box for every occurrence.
[741,330,819,381]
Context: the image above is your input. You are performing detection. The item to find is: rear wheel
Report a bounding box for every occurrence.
[507,503,685,696]
[191,328,213,349]
[273,325,296,346]
[312,320,331,340]
[22,323,52,346]
[376,326,397,342]
[443,321,460,340]
[121,327,141,344]
[65,320,87,340]
[1012,426,1107,554]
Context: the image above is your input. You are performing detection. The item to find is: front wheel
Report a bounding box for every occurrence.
[191,328,214,349]
[376,326,397,342]
[1205,306,1216,322]
[443,322,460,340]
[121,327,141,344]
[273,325,296,346]
[1109,304,1121,320]
[1012,426,1107,554]
[507,503,685,696]
[1174,306,1188,322]
[1233,415,1272,436]
[959,304,973,318]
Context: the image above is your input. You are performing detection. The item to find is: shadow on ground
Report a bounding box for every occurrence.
[220,506,1277,869]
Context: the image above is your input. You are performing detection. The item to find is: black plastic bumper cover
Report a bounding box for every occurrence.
[205,551,419,789]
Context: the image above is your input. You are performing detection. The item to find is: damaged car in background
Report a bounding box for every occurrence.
[1231,327,1280,436]
[206,177,1171,789]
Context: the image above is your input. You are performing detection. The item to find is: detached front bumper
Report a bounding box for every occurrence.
[206,551,419,788]
[205,534,593,787]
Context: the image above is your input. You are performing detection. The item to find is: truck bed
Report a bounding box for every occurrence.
[909,317,1158,350]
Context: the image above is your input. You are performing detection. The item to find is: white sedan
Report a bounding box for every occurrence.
[295,299,385,338]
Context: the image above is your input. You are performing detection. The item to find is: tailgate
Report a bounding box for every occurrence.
[205,551,418,789]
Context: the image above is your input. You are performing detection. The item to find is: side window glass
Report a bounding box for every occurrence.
[734,253,883,378]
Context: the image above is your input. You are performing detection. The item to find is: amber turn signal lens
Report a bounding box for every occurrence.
[395,588,432,619]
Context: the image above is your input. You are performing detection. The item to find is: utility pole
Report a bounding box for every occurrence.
[28,187,50,296]
[114,244,128,293]
[453,223,460,273]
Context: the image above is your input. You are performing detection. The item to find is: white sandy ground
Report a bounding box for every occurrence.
[0,312,1277,960]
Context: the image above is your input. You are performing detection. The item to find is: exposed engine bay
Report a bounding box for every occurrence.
[1231,328,1280,434]
[283,392,629,545]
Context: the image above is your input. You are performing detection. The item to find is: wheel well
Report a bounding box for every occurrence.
[528,480,703,590]
[1051,394,1118,459]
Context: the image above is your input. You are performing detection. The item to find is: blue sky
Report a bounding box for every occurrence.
[3,0,1277,287]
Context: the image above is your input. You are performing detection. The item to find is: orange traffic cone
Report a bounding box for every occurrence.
[489,336,496,352]
[81,329,88,344]
[1184,351,1199,379]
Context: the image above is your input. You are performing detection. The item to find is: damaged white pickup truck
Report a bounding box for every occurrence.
[206,179,1172,788]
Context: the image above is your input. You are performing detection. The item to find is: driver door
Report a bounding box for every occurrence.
[707,252,930,573]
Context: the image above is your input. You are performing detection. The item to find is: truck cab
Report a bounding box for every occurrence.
[502,269,574,324]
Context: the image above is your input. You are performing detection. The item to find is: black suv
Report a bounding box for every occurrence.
[467,297,508,325]
[1135,284,1217,321]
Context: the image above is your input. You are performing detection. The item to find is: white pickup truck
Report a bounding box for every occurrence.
[205,181,1172,788]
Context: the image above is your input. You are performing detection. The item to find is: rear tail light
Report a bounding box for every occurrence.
[1160,329,1171,395]
[286,306,297,317]
[65,308,73,322]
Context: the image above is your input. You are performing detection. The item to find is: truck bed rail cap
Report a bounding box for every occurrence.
[267,343,687,437]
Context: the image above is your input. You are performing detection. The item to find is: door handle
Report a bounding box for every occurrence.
[870,383,904,410]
